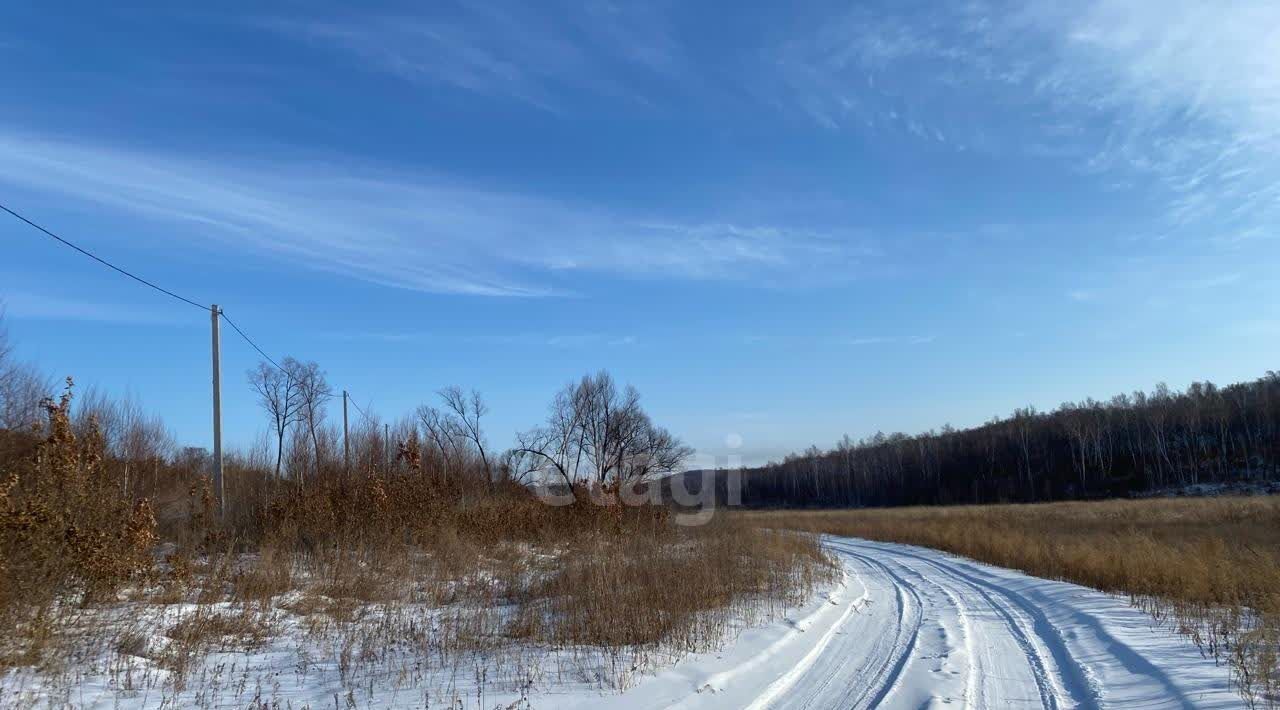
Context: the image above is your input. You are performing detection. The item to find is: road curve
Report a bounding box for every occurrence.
[574,536,1244,710]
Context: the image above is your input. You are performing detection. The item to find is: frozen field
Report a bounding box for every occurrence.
[560,537,1242,709]
[3,536,1242,709]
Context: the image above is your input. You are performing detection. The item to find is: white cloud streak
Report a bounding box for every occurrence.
[1,290,187,326]
[743,334,936,347]
[321,331,639,348]
[251,2,1280,254]
[0,130,868,296]
[259,1,684,111]
[767,0,1280,241]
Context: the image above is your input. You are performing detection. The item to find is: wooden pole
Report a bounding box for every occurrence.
[211,305,224,518]
[343,389,350,478]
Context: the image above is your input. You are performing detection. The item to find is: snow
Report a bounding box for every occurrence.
[2,536,1245,708]
[1133,480,1280,498]
[564,537,1243,709]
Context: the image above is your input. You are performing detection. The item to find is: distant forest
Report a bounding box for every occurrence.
[740,372,1280,507]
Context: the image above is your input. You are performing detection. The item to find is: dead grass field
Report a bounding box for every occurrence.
[0,383,836,706]
[1,517,834,707]
[746,497,1280,706]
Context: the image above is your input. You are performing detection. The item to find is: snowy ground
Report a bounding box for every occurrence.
[552,537,1244,709]
[1133,480,1280,498]
[3,536,1245,709]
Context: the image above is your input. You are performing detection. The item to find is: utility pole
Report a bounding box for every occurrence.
[384,422,390,472]
[210,305,224,518]
[343,389,350,478]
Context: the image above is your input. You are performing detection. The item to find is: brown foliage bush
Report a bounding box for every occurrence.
[0,380,157,625]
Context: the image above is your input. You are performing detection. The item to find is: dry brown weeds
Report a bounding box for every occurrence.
[0,382,834,705]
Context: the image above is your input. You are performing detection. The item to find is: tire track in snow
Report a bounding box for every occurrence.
[885,545,1095,709]
[760,547,925,710]
[592,536,1243,710]
[739,568,864,710]
[833,539,1083,709]
[885,544,1199,708]
[836,541,979,709]
[829,549,925,709]
[739,566,866,709]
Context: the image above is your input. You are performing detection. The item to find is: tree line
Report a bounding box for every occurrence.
[0,307,691,509]
[741,373,1280,507]
[244,359,690,499]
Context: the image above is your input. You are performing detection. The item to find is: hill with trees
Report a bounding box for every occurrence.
[740,373,1280,507]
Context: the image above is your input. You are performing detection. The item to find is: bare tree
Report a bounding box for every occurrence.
[248,360,304,479]
[416,405,462,479]
[0,305,10,375]
[575,371,690,488]
[741,369,1280,509]
[440,386,492,479]
[0,308,49,431]
[618,417,691,484]
[0,364,48,432]
[0,307,16,426]
[512,383,587,495]
[496,446,536,484]
[513,371,691,498]
[293,360,334,480]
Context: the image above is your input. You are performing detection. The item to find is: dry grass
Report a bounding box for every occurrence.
[0,382,835,706]
[0,518,833,707]
[526,521,833,652]
[747,497,1280,706]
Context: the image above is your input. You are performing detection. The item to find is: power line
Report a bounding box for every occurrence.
[348,395,372,422]
[5,199,402,500]
[1,201,290,376]
[218,310,285,372]
[5,200,367,424]
[0,202,209,312]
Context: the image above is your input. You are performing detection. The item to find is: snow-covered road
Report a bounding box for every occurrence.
[563,536,1243,709]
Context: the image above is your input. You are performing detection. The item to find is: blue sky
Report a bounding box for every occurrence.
[2,0,1278,466]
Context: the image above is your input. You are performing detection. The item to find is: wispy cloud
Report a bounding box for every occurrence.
[0,290,186,326]
[1181,273,1243,290]
[765,0,1280,242]
[1041,1,1280,239]
[838,334,935,346]
[261,0,1280,249]
[0,129,868,296]
[321,331,639,348]
[258,2,683,111]
[742,333,935,347]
